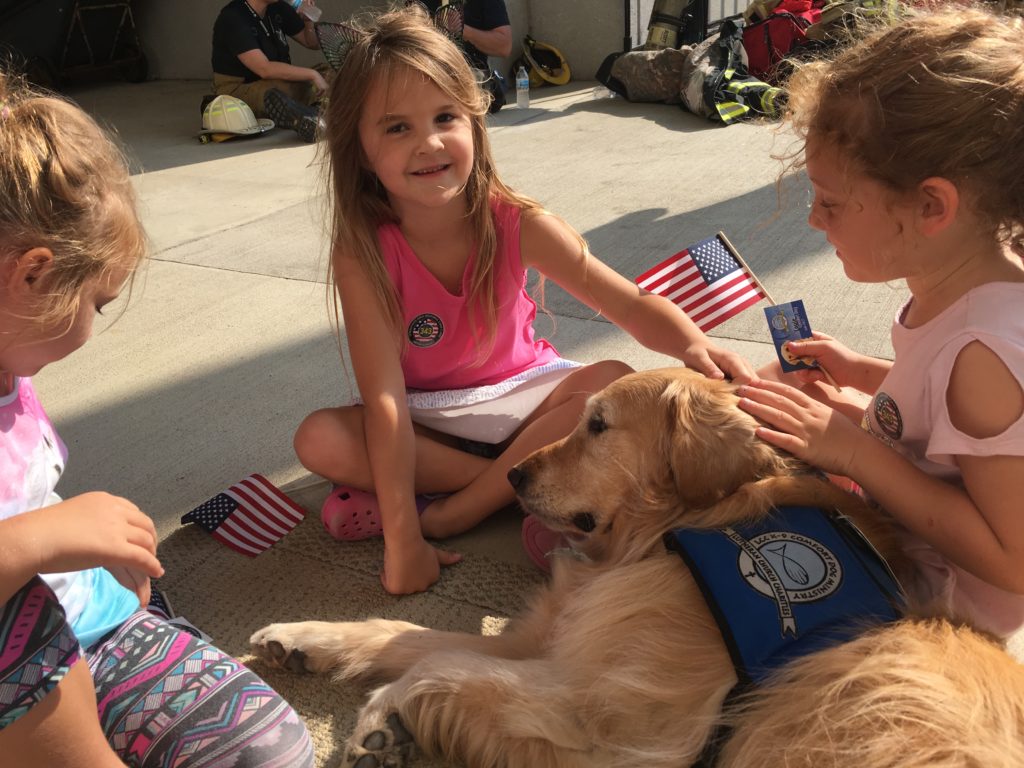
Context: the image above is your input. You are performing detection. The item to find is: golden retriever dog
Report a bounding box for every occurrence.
[251,368,1024,768]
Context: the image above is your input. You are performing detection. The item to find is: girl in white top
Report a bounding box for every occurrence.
[737,7,1024,638]
[0,75,313,767]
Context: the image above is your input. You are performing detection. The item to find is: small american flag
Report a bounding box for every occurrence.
[181,474,305,557]
[146,585,175,621]
[636,233,766,332]
[146,586,213,643]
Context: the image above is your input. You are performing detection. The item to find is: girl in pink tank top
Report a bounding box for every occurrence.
[737,8,1024,639]
[293,6,755,595]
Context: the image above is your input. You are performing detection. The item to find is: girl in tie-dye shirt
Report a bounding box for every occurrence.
[0,74,313,766]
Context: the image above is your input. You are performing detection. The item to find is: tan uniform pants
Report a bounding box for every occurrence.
[212,74,317,119]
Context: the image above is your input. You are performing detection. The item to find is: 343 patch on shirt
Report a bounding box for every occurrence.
[871,391,903,441]
[408,314,444,348]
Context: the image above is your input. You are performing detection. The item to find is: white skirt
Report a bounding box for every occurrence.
[407,358,582,443]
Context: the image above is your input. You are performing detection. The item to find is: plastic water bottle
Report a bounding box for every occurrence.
[287,0,322,22]
[516,66,530,109]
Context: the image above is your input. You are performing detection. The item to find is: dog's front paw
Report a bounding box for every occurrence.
[344,711,416,768]
[250,621,338,674]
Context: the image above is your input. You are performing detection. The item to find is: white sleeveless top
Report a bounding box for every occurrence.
[1,377,138,648]
[862,282,1024,637]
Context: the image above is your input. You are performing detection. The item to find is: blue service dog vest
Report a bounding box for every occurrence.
[664,505,905,686]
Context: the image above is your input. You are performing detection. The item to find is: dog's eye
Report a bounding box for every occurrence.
[588,414,607,434]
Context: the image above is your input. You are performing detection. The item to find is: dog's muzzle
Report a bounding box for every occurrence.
[508,467,598,535]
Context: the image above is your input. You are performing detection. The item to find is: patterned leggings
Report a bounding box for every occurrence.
[0,577,313,768]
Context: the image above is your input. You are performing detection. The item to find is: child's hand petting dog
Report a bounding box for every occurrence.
[737,378,869,477]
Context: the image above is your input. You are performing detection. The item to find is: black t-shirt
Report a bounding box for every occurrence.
[211,0,306,81]
[422,0,510,73]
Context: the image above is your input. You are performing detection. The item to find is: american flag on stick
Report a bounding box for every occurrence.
[635,232,771,332]
[181,474,305,557]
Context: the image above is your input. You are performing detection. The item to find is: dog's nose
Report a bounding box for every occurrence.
[507,467,525,489]
[571,512,597,532]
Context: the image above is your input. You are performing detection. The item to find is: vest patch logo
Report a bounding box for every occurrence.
[408,314,444,348]
[872,391,903,441]
[729,528,843,636]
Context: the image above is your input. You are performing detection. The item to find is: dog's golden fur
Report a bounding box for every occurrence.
[251,368,1024,768]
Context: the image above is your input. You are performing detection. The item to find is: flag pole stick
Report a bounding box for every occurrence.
[809,360,842,392]
[717,231,841,392]
[717,231,776,305]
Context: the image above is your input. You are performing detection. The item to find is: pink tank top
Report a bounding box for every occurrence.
[378,199,559,391]
[863,282,1024,637]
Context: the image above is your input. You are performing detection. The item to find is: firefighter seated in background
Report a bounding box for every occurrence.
[422,0,512,112]
[211,0,325,143]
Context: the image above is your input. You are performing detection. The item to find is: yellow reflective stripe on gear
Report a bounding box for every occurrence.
[725,81,773,94]
[761,88,784,115]
[210,102,243,116]
[717,101,750,122]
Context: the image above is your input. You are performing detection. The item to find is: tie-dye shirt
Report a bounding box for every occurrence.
[1,377,138,648]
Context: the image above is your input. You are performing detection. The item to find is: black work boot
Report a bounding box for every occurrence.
[264,88,319,143]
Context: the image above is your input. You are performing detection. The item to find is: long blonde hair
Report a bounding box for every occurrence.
[783,6,1024,248]
[0,72,145,335]
[322,4,547,358]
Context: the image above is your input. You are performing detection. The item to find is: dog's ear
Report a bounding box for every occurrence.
[659,377,790,508]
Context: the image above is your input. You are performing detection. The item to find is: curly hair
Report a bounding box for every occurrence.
[784,5,1024,246]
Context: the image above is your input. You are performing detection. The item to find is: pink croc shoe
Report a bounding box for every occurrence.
[321,485,431,541]
[521,514,568,573]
